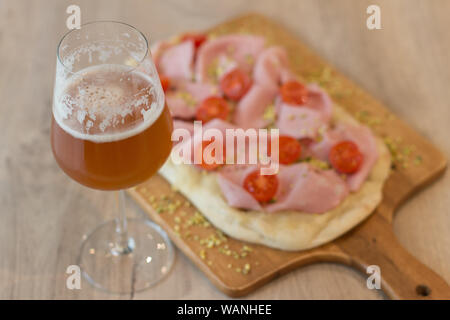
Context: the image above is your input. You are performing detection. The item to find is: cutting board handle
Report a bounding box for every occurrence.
[336,213,450,299]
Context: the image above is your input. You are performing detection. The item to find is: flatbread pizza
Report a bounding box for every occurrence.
[153,33,391,251]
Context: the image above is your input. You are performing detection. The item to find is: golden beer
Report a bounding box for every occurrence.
[51,65,173,190]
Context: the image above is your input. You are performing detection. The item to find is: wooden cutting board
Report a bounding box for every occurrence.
[128,13,449,299]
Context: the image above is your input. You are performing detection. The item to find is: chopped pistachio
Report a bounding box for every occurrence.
[309,158,330,170]
[175,91,197,107]
[245,54,254,65]
[414,155,423,165]
[263,104,276,122]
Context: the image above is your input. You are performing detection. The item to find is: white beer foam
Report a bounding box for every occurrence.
[53,64,164,143]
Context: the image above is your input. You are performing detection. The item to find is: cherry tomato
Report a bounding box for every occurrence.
[196,139,225,171]
[280,80,309,105]
[220,68,252,101]
[181,33,207,50]
[329,141,364,174]
[243,170,279,203]
[160,75,170,92]
[267,135,302,165]
[196,96,230,123]
[278,136,302,164]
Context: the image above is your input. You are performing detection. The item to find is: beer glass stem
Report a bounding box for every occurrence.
[112,190,134,255]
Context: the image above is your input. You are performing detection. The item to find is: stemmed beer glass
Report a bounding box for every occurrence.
[51,21,174,293]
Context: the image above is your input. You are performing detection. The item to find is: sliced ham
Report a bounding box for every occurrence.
[217,165,263,211]
[230,47,295,130]
[166,79,219,119]
[195,35,265,83]
[229,47,295,130]
[335,124,378,191]
[233,84,278,129]
[309,123,378,191]
[305,84,333,121]
[275,84,333,138]
[253,46,296,89]
[151,40,171,68]
[217,163,349,213]
[266,164,348,213]
[309,129,342,161]
[157,40,195,80]
[277,105,326,139]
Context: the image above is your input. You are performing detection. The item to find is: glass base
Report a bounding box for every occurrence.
[78,218,174,294]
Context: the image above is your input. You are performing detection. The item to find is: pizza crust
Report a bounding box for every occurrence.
[159,104,391,251]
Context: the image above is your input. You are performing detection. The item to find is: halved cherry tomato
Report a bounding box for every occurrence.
[243,170,279,203]
[278,136,302,164]
[196,96,230,123]
[220,68,252,101]
[196,139,226,171]
[329,141,364,174]
[280,81,309,105]
[160,75,170,92]
[181,33,207,50]
[267,135,302,165]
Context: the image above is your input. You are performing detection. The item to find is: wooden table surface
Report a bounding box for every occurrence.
[0,0,448,300]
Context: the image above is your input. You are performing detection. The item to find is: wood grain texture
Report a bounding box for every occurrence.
[0,0,449,300]
[128,14,449,298]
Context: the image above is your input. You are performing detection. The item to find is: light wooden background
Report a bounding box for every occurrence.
[0,0,448,300]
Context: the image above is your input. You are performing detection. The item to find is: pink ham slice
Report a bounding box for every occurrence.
[233,84,278,129]
[165,79,219,119]
[265,164,348,213]
[253,46,296,89]
[335,124,378,192]
[309,123,378,191]
[276,84,333,138]
[195,35,265,83]
[217,165,263,211]
[308,129,341,160]
[304,84,333,121]
[217,163,349,213]
[157,40,195,80]
[151,41,171,68]
[277,105,326,139]
[231,47,301,130]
